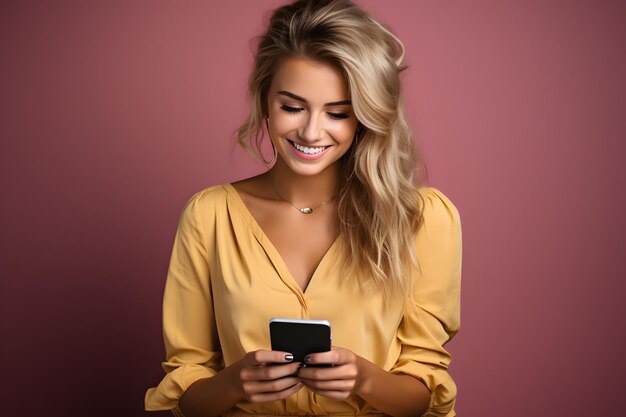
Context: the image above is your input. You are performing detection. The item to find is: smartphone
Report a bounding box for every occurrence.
[269,318,332,364]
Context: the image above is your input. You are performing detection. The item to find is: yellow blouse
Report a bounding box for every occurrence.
[145,184,462,417]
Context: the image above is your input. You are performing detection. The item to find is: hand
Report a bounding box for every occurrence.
[296,347,367,401]
[235,350,304,403]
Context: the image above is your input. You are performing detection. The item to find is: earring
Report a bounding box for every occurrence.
[264,118,278,165]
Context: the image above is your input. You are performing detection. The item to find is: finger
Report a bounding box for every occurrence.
[298,378,355,392]
[303,351,336,366]
[301,388,351,401]
[298,363,357,381]
[304,348,352,366]
[243,376,301,396]
[247,381,304,403]
[249,382,304,403]
[245,350,295,366]
[241,362,302,381]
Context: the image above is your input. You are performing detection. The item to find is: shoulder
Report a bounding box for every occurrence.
[178,184,234,228]
[184,184,231,209]
[417,186,461,234]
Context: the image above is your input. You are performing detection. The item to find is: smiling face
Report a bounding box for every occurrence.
[266,56,358,178]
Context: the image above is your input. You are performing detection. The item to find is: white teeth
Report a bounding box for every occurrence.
[293,142,326,154]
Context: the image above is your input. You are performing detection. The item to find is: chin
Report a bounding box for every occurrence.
[282,160,338,177]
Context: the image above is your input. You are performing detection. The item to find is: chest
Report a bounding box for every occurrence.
[259,212,336,291]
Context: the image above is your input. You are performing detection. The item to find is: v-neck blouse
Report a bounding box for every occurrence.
[145,184,462,417]
[227,183,339,297]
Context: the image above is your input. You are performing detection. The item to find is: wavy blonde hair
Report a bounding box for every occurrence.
[236,0,424,301]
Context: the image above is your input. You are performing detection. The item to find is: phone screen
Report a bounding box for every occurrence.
[269,318,331,364]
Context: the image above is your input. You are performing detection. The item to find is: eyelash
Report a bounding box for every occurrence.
[280,104,350,120]
[280,104,303,114]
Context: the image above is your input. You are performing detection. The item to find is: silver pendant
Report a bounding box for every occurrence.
[299,207,313,214]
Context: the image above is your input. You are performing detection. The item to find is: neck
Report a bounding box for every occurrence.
[269,161,339,207]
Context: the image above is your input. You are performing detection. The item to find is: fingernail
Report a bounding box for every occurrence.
[304,356,311,363]
[285,354,294,361]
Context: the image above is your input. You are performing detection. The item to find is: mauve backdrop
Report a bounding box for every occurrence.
[1,1,625,416]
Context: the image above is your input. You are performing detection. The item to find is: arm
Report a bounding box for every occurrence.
[145,192,223,413]
[180,351,303,417]
[388,188,461,416]
[299,348,430,417]
[357,358,431,417]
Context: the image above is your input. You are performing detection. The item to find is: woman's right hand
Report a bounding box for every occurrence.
[234,350,304,403]
[179,350,302,417]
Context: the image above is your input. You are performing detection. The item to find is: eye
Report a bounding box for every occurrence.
[327,112,350,120]
[280,104,304,114]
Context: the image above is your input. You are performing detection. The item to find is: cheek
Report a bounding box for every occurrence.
[267,118,286,136]
[270,112,299,133]
[333,123,357,144]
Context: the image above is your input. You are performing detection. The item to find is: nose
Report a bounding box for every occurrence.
[299,112,324,143]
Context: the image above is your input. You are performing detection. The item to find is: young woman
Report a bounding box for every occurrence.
[145,1,461,416]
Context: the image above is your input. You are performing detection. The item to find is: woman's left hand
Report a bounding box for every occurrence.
[296,347,369,401]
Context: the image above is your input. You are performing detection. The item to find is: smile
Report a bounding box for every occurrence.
[290,141,328,155]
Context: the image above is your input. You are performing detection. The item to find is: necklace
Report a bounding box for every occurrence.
[272,183,335,214]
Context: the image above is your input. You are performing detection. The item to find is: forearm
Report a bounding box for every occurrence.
[179,352,302,417]
[179,364,243,417]
[356,357,430,417]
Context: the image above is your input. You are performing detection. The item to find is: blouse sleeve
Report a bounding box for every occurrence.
[389,188,462,417]
[145,191,223,414]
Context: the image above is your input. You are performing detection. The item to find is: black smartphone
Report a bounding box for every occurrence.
[269,318,332,365]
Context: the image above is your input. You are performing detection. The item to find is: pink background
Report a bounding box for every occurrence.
[2,1,625,415]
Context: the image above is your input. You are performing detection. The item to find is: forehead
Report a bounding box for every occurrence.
[270,56,350,103]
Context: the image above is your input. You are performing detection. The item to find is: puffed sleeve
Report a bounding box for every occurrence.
[145,191,223,415]
[389,188,462,417]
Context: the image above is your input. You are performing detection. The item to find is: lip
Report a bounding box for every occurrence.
[288,140,332,161]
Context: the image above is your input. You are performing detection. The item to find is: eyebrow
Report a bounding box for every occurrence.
[277,90,351,106]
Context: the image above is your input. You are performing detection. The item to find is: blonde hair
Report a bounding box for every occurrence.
[237,0,424,301]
